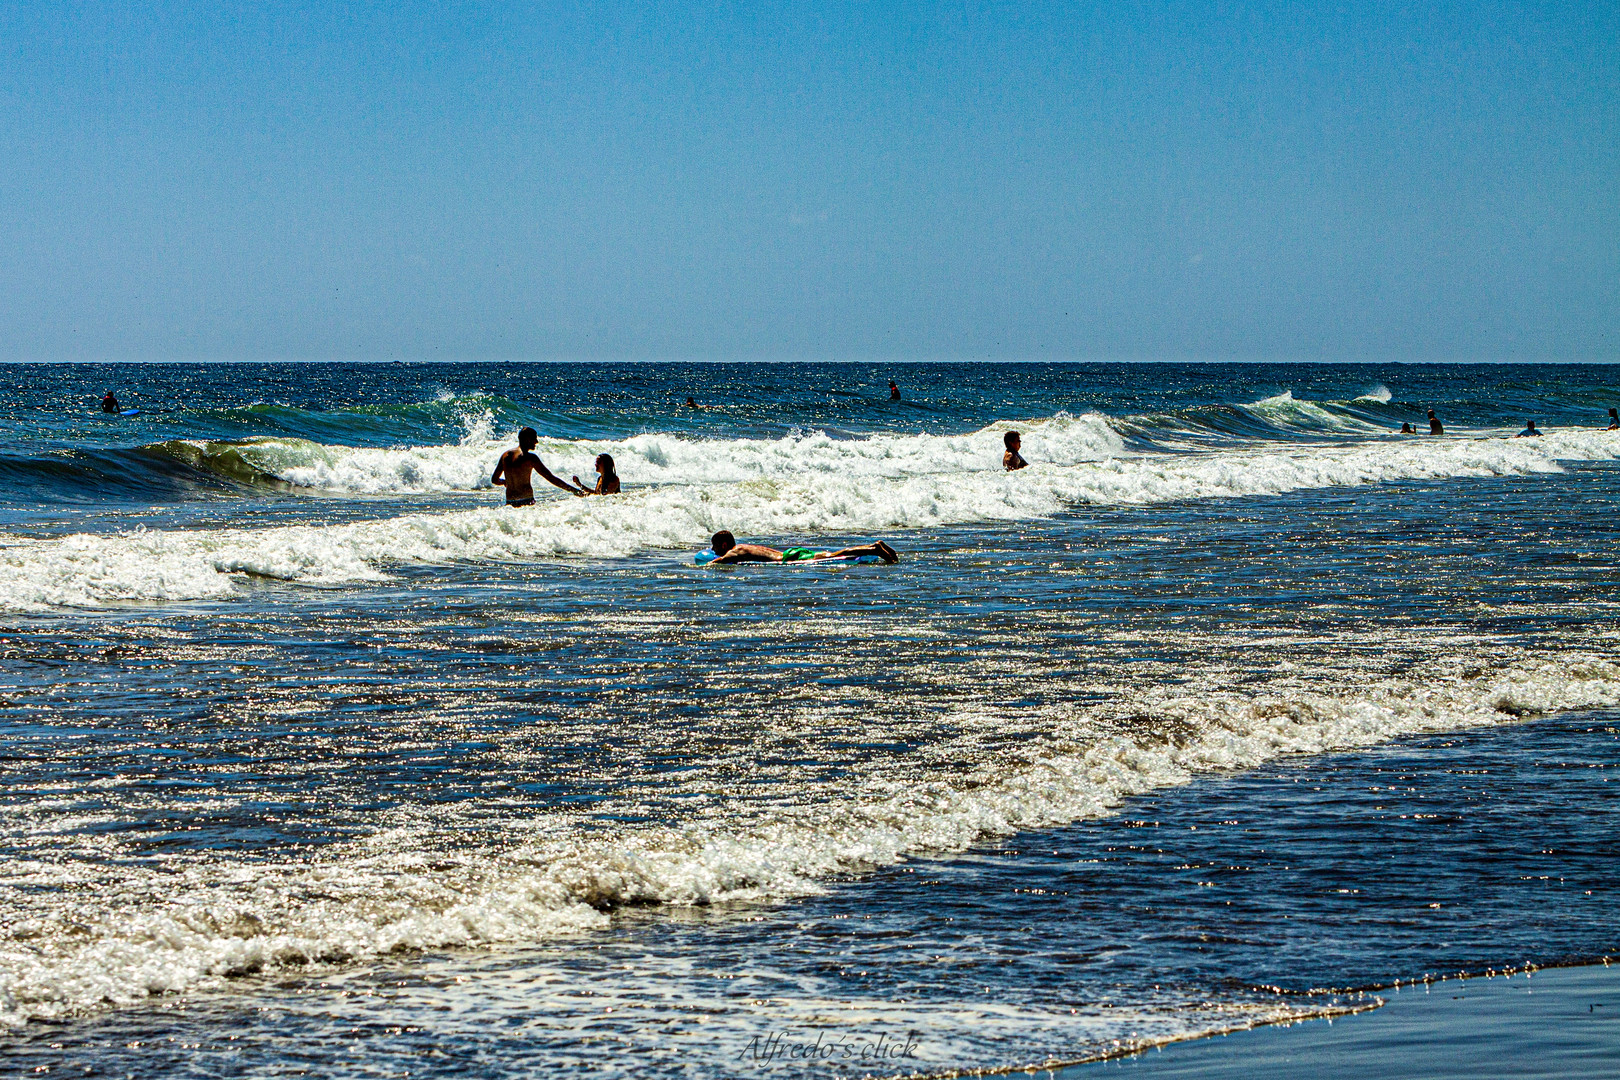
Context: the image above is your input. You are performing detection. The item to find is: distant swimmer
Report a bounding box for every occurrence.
[572,453,621,496]
[686,396,703,409]
[1427,409,1444,435]
[1003,430,1028,471]
[101,392,119,414]
[1609,408,1618,430]
[1400,422,1416,434]
[707,530,898,565]
[491,427,576,507]
[889,380,902,401]
[1516,420,1542,438]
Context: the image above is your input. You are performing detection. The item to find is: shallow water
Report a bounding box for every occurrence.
[2,362,1618,1075]
[1069,963,1620,1080]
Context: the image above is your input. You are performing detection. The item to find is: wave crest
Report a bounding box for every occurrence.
[156,413,1126,496]
[3,653,1615,1027]
[1,429,1615,611]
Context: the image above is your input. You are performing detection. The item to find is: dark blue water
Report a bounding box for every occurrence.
[2,362,1618,1075]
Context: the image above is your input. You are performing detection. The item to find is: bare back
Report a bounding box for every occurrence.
[493,448,541,504]
[711,543,783,564]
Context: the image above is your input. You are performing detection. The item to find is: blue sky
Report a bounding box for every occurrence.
[1,1,1614,361]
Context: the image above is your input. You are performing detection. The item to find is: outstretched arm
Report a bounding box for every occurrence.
[534,458,578,494]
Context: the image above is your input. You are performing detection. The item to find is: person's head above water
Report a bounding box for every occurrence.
[518,427,538,450]
[596,453,616,475]
[1611,409,1618,420]
[1004,431,1021,450]
[711,530,736,556]
[1427,409,1437,418]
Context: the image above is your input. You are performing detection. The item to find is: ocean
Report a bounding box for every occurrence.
[1,361,1617,1077]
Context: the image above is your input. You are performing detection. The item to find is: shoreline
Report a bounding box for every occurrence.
[1029,961,1618,1080]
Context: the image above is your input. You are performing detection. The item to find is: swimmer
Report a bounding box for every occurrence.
[571,453,621,496]
[1400,422,1415,434]
[1427,409,1444,435]
[889,380,901,401]
[707,530,898,565]
[101,392,120,414]
[1003,430,1028,471]
[686,396,703,409]
[1516,420,1542,438]
[491,427,575,506]
[1608,408,1618,430]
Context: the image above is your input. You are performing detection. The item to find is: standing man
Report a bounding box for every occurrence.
[101,391,120,413]
[492,427,576,507]
[1427,409,1444,435]
[889,380,902,401]
[1608,408,1618,430]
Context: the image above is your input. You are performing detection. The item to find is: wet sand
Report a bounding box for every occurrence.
[1062,963,1619,1079]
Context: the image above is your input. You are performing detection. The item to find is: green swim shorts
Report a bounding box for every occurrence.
[780,547,821,562]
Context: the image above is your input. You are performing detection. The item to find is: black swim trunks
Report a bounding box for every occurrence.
[507,497,535,507]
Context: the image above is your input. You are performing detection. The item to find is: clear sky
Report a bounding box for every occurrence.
[1,2,1615,362]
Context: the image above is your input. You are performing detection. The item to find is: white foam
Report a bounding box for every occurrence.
[3,428,1615,612]
[1356,385,1394,403]
[223,412,1126,495]
[3,652,1616,1028]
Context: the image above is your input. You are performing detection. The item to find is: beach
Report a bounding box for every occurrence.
[1069,963,1620,1079]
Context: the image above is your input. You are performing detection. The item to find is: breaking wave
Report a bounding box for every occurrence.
[171,412,1123,496]
[4,389,1480,505]
[1,428,1616,611]
[2,651,1615,1028]
[1240,391,1387,434]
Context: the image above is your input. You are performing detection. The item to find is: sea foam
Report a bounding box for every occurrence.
[189,412,1126,495]
[3,650,1616,1028]
[2,428,1617,611]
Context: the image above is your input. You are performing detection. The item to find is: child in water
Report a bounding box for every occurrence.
[1003,431,1028,471]
[572,454,621,496]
